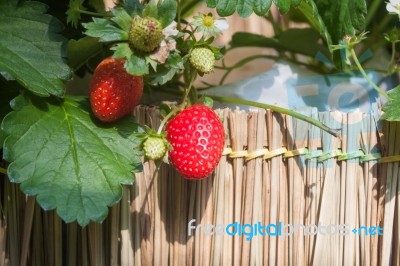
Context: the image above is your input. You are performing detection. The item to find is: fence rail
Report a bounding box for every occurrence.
[0,105,399,265]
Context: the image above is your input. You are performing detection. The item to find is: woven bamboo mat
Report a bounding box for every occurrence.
[0,105,399,265]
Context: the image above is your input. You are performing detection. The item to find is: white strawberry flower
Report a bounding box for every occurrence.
[191,13,229,37]
[387,0,400,17]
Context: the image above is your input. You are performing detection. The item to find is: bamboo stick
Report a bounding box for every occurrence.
[241,110,258,266]
[109,204,120,266]
[159,164,169,266]
[312,111,342,266]
[0,176,6,266]
[179,180,188,266]
[1,105,400,265]
[249,108,266,266]
[131,179,142,266]
[19,196,35,266]
[54,212,63,266]
[228,109,247,266]
[211,154,223,266]
[220,108,233,266]
[194,176,202,266]
[211,108,230,266]
[120,186,133,266]
[381,121,400,266]
[6,182,20,266]
[88,222,105,266]
[285,108,311,266]
[186,181,196,266]
[81,226,89,266]
[394,163,400,266]
[33,204,44,266]
[262,142,271,266]
[67,222,78,266]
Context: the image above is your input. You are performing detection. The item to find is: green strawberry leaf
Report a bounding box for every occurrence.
[295,0,333,49]
[167,52,185,70]
[67,36,104,71]
[83,17,128,42]
[381,86,400,121]
[126,54,149,75]
[273,0,290,14]
[308,0,366,67]
[311,0,366,46]
[111,43,152,76]
[110,7,133,32]
[207,0,298,17]
[124,0,144,15]
[237,0,254,18]
[230,29,329,58]
[157,0,178,27]
[148,66,177,85]
[216,0,237,17]
[0,0,72,97]
[147,52,183,85]
[1,94,143,226]
[0,79,21,147]
[143,0,158,18]
[111,43,133,59]
[253,0,272,16]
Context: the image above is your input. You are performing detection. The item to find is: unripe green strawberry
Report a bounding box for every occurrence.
[143,136,167,160]
[128,16,164,53]
[189,47,215,74]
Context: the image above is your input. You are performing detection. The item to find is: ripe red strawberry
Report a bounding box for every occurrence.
[165,104,225,179]
[89,57,143,122]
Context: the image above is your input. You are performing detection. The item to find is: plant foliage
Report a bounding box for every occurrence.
[1,94,143,226]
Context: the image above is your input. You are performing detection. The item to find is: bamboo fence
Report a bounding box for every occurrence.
[0,105,399,266]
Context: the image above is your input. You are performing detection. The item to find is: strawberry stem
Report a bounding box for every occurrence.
[156,106,181,134]
[75,9,108,17]
[181,70,197,107]
[202,95,341,137]
[349,48,391,100]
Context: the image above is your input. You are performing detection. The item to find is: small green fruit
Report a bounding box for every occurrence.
[129,16,164,53]
[189,47,215,74]
[143,136,167,160]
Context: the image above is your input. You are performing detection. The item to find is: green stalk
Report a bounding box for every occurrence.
[156,72,196,134]
[349,48,391,99]
[203,95,341,137]
[388,40,399,74]
[365,0,382,27]
[0,167,6,174]
[157,107,181,134]
[76,9,107,17]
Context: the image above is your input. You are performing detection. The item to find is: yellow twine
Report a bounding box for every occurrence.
[245,149,269,161]
[284,148,308,158]
[380,155,400,163]
[263,147,288,160]
[222,146,400,164]
[229,150,248,158]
